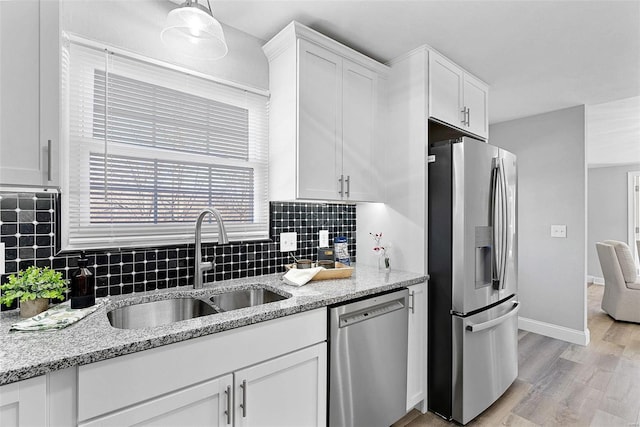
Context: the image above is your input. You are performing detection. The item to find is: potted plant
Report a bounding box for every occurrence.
[0,266,68,318]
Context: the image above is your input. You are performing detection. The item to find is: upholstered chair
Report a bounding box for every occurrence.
[596,240,640,323]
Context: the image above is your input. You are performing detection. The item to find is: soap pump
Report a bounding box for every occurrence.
[70,251,95,309]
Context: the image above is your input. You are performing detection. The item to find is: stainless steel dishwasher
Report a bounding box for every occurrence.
[329,288,409,427]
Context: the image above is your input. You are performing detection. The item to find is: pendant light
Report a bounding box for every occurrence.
[161,0,228,60]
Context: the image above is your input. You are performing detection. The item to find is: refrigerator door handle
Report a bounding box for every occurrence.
[499,158,509,289]
[465,301,520,332]
[490,159,501,289]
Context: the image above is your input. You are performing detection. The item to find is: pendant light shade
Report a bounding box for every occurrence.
[161,0,228,60]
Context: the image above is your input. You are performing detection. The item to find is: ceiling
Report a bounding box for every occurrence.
[208,0,640,125]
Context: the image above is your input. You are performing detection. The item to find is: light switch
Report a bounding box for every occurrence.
[0,243,4,275]
[280,232,297,252]
[319,230,329,248]
[550,225,567,238]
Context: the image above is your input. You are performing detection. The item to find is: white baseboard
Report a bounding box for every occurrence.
[587,275,604,285]
[519,317,590,346]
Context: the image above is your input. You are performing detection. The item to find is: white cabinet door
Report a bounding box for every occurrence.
[0,0,59,188]
[38,0,61,186]
[0,375,47,427]
[265,23,387,203]
[298,39,342,201]
[342,59,379,202]
[429,51,464,129]
[463,74,488,139]
[407,282,427,410]
[0,0,43,187]
[80,374,233,427]
[235,343,327,427]
[428,50,488,140]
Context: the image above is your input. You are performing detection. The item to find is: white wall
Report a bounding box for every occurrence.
[588,164,640,278]
[490,105,588,345]
[61,0,268,91]
[356,49,427,274]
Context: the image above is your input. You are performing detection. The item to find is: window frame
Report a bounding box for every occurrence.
[60,35,270,251]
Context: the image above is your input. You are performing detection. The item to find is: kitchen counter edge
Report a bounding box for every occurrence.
[0,265,426,385]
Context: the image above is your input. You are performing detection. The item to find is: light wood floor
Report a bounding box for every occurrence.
[394,284,640,427]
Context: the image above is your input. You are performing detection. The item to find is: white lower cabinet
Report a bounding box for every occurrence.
[235,343,326,427]
[0,368,76,427]
[76,309,327,427]
[80,375,233,427]
[406,281,427,411]
[80,343,326,427]
[0,375,47,427]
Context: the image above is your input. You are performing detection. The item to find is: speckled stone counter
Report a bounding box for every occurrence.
[0,264,426,386]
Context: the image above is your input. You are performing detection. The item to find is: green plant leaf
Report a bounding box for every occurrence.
[0,266,68,306]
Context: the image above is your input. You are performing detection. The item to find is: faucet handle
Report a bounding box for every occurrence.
[199,261,213,272]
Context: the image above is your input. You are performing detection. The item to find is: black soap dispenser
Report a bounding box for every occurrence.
[70,251,95,309]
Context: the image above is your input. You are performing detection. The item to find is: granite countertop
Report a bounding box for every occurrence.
[0,264,426,386]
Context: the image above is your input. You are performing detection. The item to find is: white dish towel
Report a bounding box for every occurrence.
[10,298,108,332]
[282,267,324,287]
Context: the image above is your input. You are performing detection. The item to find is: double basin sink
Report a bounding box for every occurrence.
[107,286,290,329]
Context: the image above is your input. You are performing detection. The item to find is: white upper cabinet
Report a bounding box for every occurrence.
[0,0,60,188]
[297,40,343,201]
[342,60,379,201]
[463,73,489,138]
[428,50,488,139]
[429,53,464,129]
[264,21,388,202]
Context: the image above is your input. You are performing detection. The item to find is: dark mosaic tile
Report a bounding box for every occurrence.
[1,224,17,235]
[18,248,34,260]
[35,212,51,222]
[1,236,16,249]
[18,236,34,247]
[0,197,17,210]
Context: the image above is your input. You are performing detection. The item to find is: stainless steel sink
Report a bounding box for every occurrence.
[210,288,289,312]
[107,297,218,329]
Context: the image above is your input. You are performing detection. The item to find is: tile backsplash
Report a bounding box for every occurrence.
[0,193,356,310]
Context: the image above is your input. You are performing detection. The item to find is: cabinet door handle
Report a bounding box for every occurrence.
[224,385,232,424]
[460,107,467,125]
[240,379,247,418]
[466,108,471,127]
[47,139,52,182]
[345,175,350,198]
[409,291,415,314]
[338,175,344,197]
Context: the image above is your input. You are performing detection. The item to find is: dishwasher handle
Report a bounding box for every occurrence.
[339,298,406,328]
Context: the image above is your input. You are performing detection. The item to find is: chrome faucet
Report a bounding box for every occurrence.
[194,208,229,289]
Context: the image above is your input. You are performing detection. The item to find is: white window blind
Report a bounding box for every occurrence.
[61,40,269,250]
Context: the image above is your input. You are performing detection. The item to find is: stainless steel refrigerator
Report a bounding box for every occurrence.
[427,136,519,425]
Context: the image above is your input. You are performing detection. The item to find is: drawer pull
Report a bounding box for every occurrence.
[240,379,247,417]
[224,385,232,424]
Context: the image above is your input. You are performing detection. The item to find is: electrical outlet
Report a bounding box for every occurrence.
[0,242,4,275]
[319,230,329,248]
[280,232,297,252]
[550,225,567,238]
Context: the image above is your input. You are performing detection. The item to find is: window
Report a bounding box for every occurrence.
[61,39,269,250]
